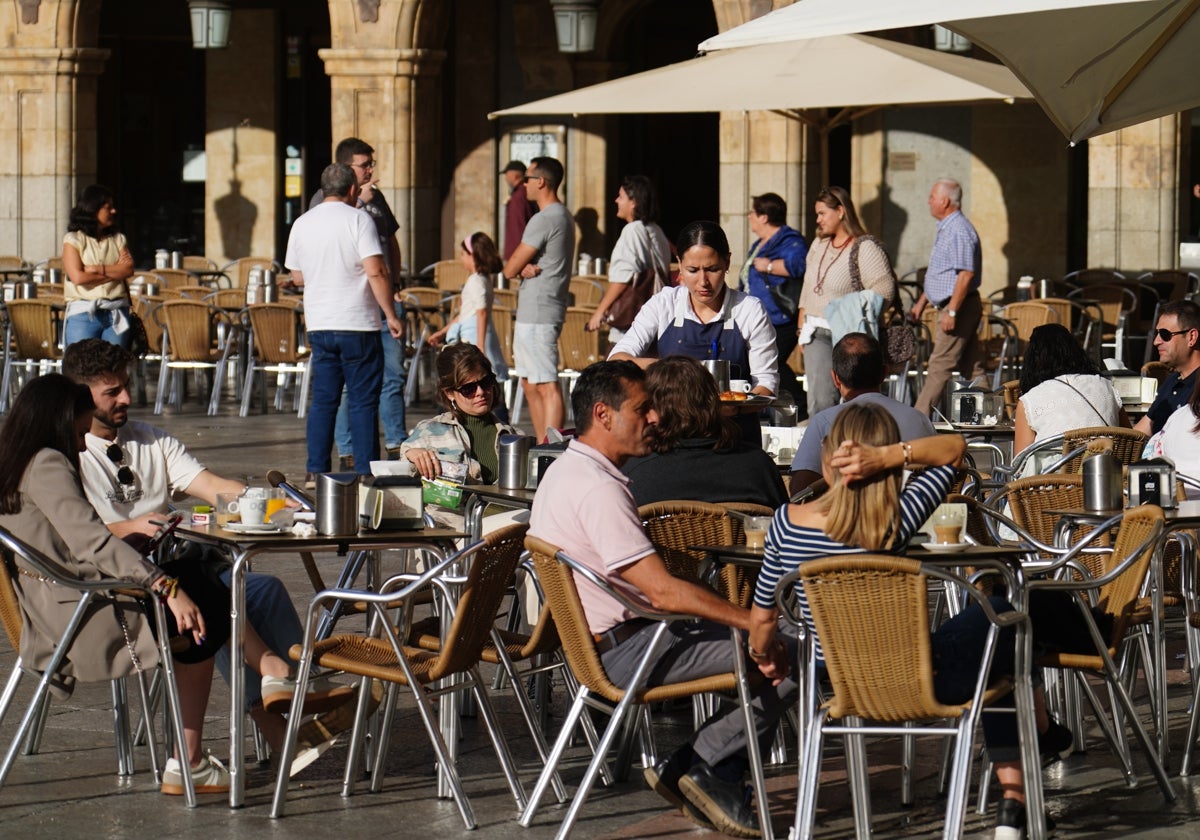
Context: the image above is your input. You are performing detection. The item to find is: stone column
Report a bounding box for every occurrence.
[320,47,446,274]
[1088,115,1180,271]
[205,9,279,266]
[0,46,108,261]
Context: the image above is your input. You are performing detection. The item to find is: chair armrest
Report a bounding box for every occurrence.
[554,549,704,625]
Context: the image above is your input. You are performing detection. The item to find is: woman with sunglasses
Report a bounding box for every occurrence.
[1014,323,1129,461]
[401,343,515,483]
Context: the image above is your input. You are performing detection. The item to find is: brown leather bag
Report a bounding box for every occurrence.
[606,265,656,331]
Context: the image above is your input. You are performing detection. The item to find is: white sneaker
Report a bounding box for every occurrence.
[161,753,230,795]
[261,673,354,715]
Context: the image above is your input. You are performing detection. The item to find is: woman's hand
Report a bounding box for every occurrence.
[829,439,894,483]
[586,310,607,332]
[166,586,207,648]
[753,257,771,274]
[405,447,440,479]
[427,327,448,347]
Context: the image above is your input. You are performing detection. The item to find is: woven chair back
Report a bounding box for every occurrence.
[557,307,602,372]
[180,255,216,272]
[1000,380,1021,422]
[230,257,277,289]
[568,278,605,309]
[492,304,515,367]
[4,300,61,361]
[638,501,733,585]
[1001,301,1057,342]
[0,256,27,271]
[493,288,518,310]
[1059,426,1148,473]
[133,296,165,354]
[434,259,469,294]
[206,288,247,311]
[152,268,193,289]
[1141,360,1170,385]
[403,287,448,330]
[525,535,626,704]
[429,523,529,681]
[0,551,22,650]
[999,474,1097,565]
[246,303,303,364]
[160,300,219,363]
[799,554,963,721]
[175,285,213,299]
[1095,505,1163,642]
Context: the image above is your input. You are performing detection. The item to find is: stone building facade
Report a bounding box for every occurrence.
[0,0,1190,294]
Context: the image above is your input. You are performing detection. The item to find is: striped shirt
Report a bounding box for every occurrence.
[924,210,981,304]
[752,464,956,665]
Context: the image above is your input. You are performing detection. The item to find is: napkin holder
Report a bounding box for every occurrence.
[1127,457,1176,509]
[359,475,425,530]
[950,386,986,424]
[526,441,569,490]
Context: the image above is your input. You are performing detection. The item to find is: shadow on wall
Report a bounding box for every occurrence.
[575,207,603,267]
[215,179,256,259]
[859,182,908,272]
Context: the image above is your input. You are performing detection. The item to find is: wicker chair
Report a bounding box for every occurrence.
[1141,360,1170,387]
[790,555,1020,840]
[271,531,529,825]
[568,276,605,309]
[558,306,603,372]
[174,284,214,299]
[239,303,310,417]
[0,525,199,805]
[224,256,279,289]
[152,299,236,415]
[1058,426,1148,473]
[493,287,518,310]
[638,500,737,598]
[1026,505,1174,798]
[433,258,469,294]
[518,536,770,840]
[0,299,63,413]
[985,473,1096,565]
[150,268,195,289]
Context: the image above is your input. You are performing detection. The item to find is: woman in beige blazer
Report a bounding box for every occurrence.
[0,375,226,791]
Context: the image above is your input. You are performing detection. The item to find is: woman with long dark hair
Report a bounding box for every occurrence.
[0,375,226,792]
[1014,323,1127,456]
[796,186,896,414]
[622,356,787,507]
[61,185,136,349]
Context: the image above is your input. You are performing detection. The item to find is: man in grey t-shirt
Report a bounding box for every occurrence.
[789,332,936,496]
[503,156,575,441]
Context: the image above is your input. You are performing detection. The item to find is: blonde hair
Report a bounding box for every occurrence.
[818,402,903,550]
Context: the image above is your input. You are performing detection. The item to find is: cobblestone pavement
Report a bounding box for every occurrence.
[3,382,1200,838]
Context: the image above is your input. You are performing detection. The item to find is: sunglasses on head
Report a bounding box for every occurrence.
[1156,327,1189,342]
[454,374,496,398]
[105,443,136,487]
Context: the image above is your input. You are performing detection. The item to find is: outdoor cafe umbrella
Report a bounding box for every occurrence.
[490,34,1028,183]
[698,0,1196,144]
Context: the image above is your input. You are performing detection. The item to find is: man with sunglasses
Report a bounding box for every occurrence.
[63,339,360,774]
[503,156,574,442]
[1135,300,1200,435]
[306,137,408,475]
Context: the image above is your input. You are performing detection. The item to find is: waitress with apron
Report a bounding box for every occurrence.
[610,220,779,441]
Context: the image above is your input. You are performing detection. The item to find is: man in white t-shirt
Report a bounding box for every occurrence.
[285,163,405,478]
[63,339,357,773]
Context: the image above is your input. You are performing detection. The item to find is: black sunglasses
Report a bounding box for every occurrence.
[454,374,496,398]
[105,443,136,487]
[1156,328,1190,342]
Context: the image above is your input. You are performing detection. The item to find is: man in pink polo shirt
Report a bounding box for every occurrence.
[529,360,795,839]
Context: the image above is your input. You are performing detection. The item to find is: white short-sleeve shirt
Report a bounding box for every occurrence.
[285,200,383,332]
[79,420,206,523]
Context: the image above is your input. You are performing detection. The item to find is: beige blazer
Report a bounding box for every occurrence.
[0,449,161,690]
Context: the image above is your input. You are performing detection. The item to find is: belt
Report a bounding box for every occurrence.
[933,289,979,310]
[593,618,655,654]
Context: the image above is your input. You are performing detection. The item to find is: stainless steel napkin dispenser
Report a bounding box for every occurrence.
[1127,457,1176,509]
[359,475,425,529]
[950,386,986,424]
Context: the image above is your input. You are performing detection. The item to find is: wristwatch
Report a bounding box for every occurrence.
[946,308,957,318]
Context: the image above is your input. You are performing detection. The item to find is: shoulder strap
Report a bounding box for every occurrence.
[1054,377,1110,426]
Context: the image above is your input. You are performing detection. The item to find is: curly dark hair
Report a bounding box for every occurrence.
[644,356,740,454]
[66,184,118,240]
[62,338,133,384]
[0,375,94,515]
[1018,323,1099,393]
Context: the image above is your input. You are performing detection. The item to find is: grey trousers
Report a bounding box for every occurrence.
[601,620,798,767]
[802,328,838,416]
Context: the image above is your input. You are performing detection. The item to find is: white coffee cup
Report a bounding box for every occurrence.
[728,379,752,393]
[237,495,268,526]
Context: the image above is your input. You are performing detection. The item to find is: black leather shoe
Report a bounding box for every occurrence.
[679,761,761,838]
[644,757,713,829]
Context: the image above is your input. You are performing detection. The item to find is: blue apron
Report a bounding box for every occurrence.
[657,290,759,442]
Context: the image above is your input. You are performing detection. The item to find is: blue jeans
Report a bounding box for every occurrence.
[214,570,304,710]
[306,330,384,473]
[63,306,132,349]
[335,303,408,456]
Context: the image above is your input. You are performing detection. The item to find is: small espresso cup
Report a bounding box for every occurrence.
[728,379,752,394]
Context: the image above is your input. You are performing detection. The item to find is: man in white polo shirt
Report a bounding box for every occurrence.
[285,162,405,479]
